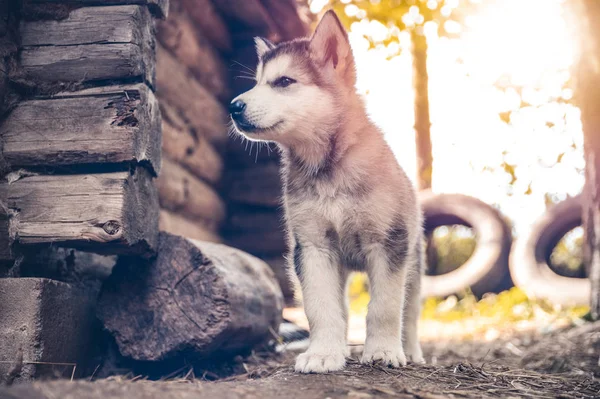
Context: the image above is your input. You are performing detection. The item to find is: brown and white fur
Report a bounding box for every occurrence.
[229,10,425,373]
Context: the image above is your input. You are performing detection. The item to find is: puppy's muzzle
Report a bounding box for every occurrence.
[229,99,255,131]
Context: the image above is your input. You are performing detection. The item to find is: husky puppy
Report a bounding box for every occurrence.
[229,10,425,373]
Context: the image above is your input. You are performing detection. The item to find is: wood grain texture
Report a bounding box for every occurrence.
[24,0,169,19]
[258,0,308,40]
[225,205,283,234]
[97,233,283,361]
[0,216,14,261]
[159,209,221,243]
[156,157,225,229]
[226,229,287,257]
[156,44,228,146]
[161,114,223,185]
[227,162,282,207]
[3,168,158,256]
[1,84,161,174]
[20,5,155,86]
[157,10,229,100]
[180,0,232,52]
[212,0,279,41]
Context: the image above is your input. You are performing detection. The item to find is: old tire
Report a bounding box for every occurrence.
[420,191,513,298]
[509,195,589,305]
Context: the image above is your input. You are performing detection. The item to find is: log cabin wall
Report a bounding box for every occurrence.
[0,0,310,297]
[154,0,229,243]
[1,1,167,266]
[156,0,310,302]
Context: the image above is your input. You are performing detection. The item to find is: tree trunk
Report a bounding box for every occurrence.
[411,30,433,191]
[578,0,600,319]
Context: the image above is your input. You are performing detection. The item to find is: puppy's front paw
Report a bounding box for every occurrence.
[294,351,346,373]
[361,346,407,368]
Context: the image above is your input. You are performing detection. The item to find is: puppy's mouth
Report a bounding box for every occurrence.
[233,119,283,134]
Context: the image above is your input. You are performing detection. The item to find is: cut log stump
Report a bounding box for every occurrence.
[97,232,283,361]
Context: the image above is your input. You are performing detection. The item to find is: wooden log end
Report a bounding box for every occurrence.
[97,232,283,361]
[122,166,160,255]
[1,84,161,175]
[4,168,159,257]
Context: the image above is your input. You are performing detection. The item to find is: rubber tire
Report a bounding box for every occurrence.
[420,191,513,298]
[509,195,589,305]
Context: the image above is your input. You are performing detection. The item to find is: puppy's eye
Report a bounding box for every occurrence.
[272,76,296,88]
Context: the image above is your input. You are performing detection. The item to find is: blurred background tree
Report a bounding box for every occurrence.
[318,0,480,190]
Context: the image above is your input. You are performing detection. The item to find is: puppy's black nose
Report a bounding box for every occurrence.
[229,99,246,116]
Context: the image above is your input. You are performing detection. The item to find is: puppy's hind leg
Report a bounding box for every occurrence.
[293,240,347,373]
[361,245,408,368]
[403,242,425,364]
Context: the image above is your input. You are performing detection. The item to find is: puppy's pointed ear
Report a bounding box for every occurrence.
[255,37,275,58]
[309,10,351,69]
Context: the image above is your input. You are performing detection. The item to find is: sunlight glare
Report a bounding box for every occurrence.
[333,0,584,234]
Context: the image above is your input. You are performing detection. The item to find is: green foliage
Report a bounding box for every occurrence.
[427,225,476,275]
[421,286,589,324]
[549,226,586,278]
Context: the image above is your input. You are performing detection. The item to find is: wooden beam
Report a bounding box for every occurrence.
[23,0,169,19]
[97,232,283,361]
[227,162,282,207]
[258,0,308,40]
[0,214,16,261]
[225,205,283,234]
[2,168,158,256]
[20,5,155,87]
[156,157,226,229]
[159,209,221,243]
[157,10,229,100]
[161,112,223,185]
[180,0,232,53]
[0,84,161,175]
[226,229,287,257]
[156,44,228,146]
[211,0,280,41]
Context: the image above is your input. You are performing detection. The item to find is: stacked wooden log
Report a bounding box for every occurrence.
[154,0,232,242]
[0,0,166,382]
[1,1,166,262]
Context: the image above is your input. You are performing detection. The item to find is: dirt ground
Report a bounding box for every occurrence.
[1,321,599,399]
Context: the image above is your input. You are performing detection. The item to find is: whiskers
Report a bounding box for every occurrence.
[227,119,278,163]
[230,60,257,82]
